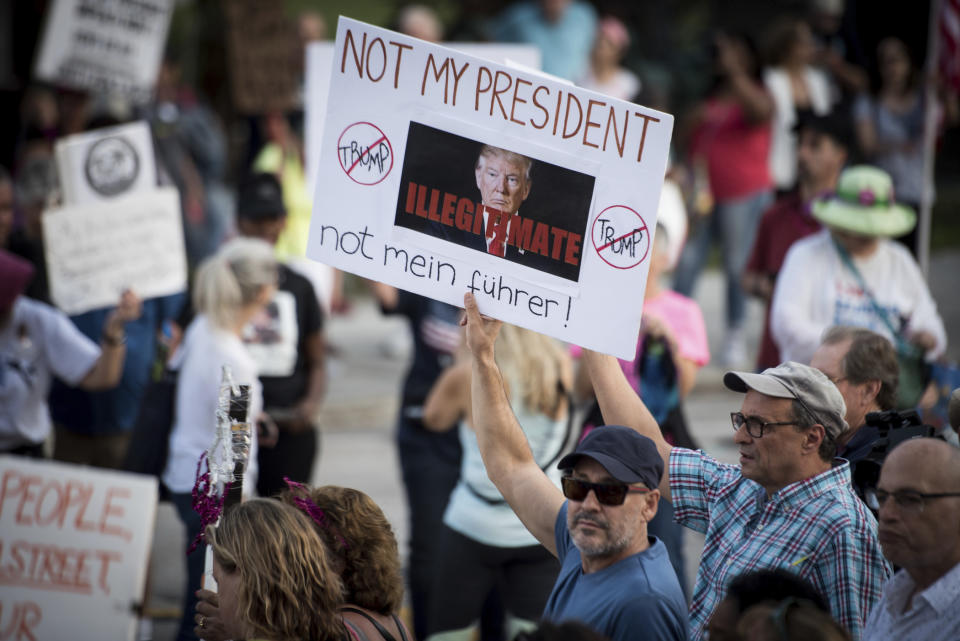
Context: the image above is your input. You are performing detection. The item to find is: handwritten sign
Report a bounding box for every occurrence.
[0,456,158,641]
[55,121,157,206]
[306,19,673,358]
[305,41,541,203]
[34,0,173,101]
[223,0,300,114]
[43,187,187,315]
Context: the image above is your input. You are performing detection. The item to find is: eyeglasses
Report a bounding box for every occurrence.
[560,476,650,506]
[730,412,799,438]
[869,488,960,514]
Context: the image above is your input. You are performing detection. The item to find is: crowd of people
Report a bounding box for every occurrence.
[1,1,959,641]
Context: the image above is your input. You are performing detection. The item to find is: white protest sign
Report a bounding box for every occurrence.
[305,41,541,201]
[0,456,158,641]
[307,18,673,358]
[34,0,173,101]
[43,187,187,315]
[55,121,157,206]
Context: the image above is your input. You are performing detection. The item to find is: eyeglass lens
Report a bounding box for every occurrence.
[561,477,629,506]
[873,490,924,510]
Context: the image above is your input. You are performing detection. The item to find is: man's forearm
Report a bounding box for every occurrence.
[471,350,535,485]
[583,350,662,443]
[80,340,126,390]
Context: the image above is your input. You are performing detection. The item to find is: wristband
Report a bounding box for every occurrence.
[102,332,127,347]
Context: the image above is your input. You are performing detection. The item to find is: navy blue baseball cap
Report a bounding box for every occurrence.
[557,425,663,489]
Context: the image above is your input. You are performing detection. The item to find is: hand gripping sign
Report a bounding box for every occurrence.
[306,17,673,358]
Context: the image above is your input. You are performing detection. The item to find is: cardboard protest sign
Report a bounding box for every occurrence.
[305,41,541,199]
[224,0,300,114]
[0,456,158,641]
[43,186,187,315]
[55,121,157,206]
[307,18,673,358]
[34,0,173,101]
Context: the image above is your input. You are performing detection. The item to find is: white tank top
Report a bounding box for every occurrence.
[443,381,569,547]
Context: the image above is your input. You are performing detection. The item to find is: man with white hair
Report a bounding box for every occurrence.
[584,350,891,640]
[864,438,960,641]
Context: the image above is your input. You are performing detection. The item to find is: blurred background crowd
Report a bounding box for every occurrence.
[1,1,960,641]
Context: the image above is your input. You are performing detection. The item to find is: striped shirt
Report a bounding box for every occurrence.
[670,448,890,641]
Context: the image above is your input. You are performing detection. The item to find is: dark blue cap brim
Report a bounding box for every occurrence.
[557,451,651,487]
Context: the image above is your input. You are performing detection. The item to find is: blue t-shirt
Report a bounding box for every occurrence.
[49,293,185,434]
[543,503,689,641]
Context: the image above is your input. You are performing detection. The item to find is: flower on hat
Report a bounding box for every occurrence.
[857,190,875,206]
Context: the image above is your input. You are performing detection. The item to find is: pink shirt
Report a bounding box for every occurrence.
[572,290,709,392]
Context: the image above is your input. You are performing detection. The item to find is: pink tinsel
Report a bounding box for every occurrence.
[189,453,231,554]
[283,477,349,549]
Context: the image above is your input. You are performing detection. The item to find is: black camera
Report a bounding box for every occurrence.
[851,409,936,514]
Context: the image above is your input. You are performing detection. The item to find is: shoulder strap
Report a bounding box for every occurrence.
[541,383,576,471]
[465,384,576,505]
[390,614,410,641]
[831,237,904,343]
[342,619,365,641]
[340,606,400,641]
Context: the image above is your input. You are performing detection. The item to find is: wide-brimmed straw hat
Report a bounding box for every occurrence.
[811,165,916,237]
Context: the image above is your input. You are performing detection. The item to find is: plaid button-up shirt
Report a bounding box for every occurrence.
[670,448,890,641]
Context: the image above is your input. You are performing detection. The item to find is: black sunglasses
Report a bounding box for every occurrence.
[561,476,650,506]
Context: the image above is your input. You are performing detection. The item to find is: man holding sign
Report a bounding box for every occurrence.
[583,350,889,640]
[460,292,688,641]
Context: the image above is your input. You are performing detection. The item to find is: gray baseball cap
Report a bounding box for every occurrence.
[723,361,848,441]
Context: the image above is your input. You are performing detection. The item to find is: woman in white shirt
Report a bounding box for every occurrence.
[763,18,834,192]
[422,324,573,640]
[162,237,277,641]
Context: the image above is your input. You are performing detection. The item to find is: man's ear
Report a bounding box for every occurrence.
[641,488,660,522]
[861,379,882,406]
[521,179,532,201]
[803,424,826,455]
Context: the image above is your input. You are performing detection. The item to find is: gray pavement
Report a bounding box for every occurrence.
[144,250,959,640]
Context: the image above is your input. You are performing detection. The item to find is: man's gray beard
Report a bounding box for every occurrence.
[570,514,632,559]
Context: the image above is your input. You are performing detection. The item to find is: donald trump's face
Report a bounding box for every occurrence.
[475,151,531,215]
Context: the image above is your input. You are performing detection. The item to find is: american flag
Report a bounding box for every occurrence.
[942,0,960,90]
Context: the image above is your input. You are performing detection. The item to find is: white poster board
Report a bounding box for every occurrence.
[0,456,158,641]
[34,0,173,101]
[55,121,157,206]
[305,41,541,201]
[43,187,187,315]
[306,18,673,358]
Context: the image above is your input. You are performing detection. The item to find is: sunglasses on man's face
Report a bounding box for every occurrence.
[560,476,650,506]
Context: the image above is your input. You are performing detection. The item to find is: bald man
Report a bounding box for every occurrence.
[864,439,960,641]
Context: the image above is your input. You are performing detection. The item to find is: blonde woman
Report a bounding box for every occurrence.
[205,498,350,641]
[422,324,574,641]
[161,237,278,641]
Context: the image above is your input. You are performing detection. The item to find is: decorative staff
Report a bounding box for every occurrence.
[188,365,252,590]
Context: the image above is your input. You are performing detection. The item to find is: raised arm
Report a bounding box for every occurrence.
[80,290,143,390]
[462,293,564,556]
[423,361,471,432]
[581,349,673,501]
